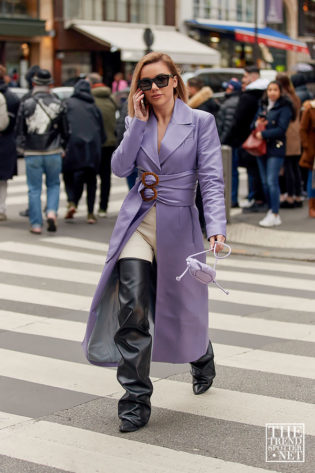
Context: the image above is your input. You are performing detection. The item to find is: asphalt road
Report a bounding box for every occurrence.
[0,166,314,473]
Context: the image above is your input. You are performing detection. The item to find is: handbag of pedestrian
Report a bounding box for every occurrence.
[242,122,267,157]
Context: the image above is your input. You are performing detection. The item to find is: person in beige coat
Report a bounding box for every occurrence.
[299,99,315,218]
[276,74,302,208]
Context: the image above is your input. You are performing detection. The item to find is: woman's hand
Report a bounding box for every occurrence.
[133,89,149,122]
[255,131,263,140]
[209,234,225,253]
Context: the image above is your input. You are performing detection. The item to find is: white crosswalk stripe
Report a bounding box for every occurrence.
[0,421,280,473]
[1,173,314,472]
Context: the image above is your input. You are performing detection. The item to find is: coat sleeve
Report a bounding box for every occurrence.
[197,113,227,239]
[262,106,292,140]
[58,103,70,149]
[300,108,310,150]
[97,107,107,145]
[111,116,146,177]
[15,100,26,153]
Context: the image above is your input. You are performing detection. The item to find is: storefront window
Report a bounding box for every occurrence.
[204,0,211,18]
[64,0,103,20]
[0,0,39,18]
[298,0,315,36]
[61,51,91,84]
[193,0,200,17]
[130,0,164,25]
[235,0,254,22]
[236,0,242,20]
[193,0,251,22]
[105,0,127,22]
[245,0,254,22]
[64,0,164,24]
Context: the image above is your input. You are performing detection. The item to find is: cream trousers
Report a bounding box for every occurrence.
[118,206,157,263]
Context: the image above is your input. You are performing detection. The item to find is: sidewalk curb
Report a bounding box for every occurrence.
[230,246,315,263]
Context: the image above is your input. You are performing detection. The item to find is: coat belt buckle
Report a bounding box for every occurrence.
[140,171,159,202]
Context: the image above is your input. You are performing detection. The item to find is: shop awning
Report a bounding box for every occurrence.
[187,20,309,55]
[0,17,46,37]
[66,21,220,65]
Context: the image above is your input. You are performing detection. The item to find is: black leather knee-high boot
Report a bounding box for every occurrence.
[114,258,153,432]
[190,341,216,395]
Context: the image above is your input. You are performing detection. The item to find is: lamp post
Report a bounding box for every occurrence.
[143,27,154,55]
[253,0,260,65]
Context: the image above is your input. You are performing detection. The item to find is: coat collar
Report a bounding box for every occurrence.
[140,99,194,169]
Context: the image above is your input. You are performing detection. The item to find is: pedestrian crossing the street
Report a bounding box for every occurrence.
[0,174,314,472]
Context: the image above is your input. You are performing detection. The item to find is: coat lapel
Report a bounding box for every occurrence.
[140,113,161,170]
[159,99,194,166]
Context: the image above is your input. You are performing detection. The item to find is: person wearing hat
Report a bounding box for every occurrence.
[18,64,40,218]
[216,78,242,207]
[15,69,69,234]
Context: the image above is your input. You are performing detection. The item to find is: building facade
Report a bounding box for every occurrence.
[179,0,310,70]
[0,0,53,86]
[53,0,221,86]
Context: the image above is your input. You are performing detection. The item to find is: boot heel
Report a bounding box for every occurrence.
[190,341,216,395]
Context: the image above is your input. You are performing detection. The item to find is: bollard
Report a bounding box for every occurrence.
[221,145,232,223]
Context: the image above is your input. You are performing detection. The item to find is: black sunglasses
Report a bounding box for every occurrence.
[138,74,174,91]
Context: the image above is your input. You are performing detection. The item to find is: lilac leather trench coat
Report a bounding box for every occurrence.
[82,98,226,366]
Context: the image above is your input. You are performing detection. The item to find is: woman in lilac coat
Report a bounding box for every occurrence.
[82,52,226,432]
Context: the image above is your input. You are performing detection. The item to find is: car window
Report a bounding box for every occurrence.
[196,72,244,92]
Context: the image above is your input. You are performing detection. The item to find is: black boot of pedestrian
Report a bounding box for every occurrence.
[114,258,153,433]
[190,341,216,395]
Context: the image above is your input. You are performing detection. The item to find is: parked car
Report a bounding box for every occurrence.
[52,86,74,100]
[7,86,75,101]
[181,67,277,92]
[7,87,28,100]
[181,68,245,92]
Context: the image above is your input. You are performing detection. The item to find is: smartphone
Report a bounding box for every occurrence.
[141,96,147,112]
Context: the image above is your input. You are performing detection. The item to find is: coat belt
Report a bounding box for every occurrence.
[138,170,197,206]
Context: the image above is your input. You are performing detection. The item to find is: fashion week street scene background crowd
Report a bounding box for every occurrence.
[0,60,315,234]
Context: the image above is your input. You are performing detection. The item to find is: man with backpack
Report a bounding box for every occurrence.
[0,65,20,222]
[15,69,69,234]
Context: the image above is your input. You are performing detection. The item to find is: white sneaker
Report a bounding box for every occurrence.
[97,210,107,218]
[239,198,255,208]
[259,212,282,227]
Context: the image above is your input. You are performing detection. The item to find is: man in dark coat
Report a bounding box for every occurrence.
[216,78,242,206]
[225,66,269,212]
[0,64,20,221]
[64,80,106,223]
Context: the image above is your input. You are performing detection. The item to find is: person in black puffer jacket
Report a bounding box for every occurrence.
[216,78,242,144]
[254,80,294,228]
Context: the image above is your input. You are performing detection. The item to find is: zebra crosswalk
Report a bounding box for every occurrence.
[0,173,314,472]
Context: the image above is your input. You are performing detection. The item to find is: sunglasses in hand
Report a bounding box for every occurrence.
[138,74,174,91]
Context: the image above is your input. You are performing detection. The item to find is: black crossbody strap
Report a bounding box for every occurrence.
[33,96,55,122]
